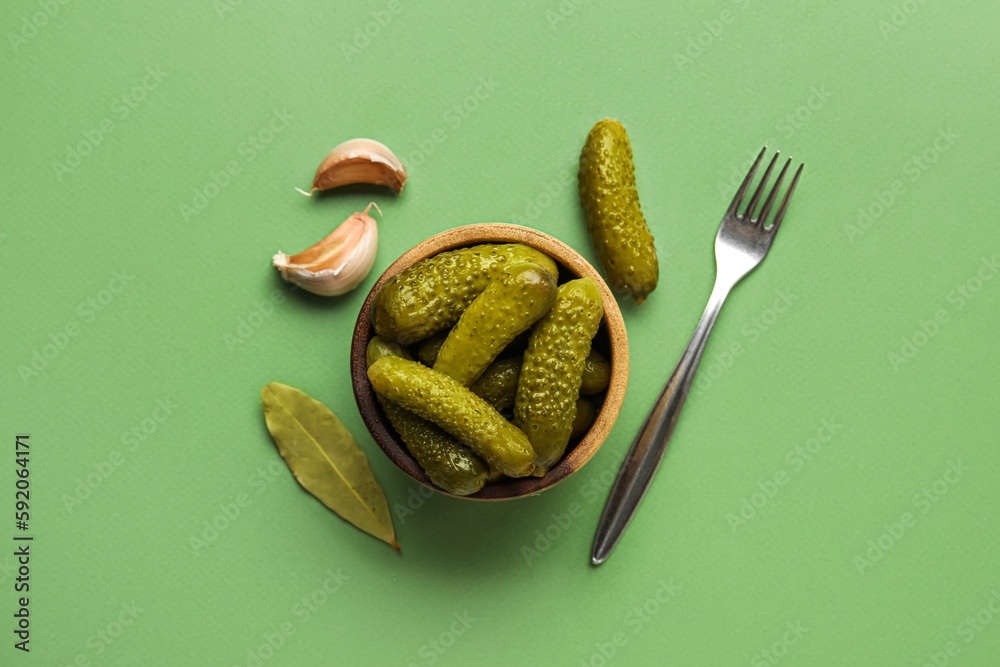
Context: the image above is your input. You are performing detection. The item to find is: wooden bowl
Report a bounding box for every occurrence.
[350,223,629,501]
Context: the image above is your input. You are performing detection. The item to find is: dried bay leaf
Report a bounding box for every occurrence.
[261,382,399,551]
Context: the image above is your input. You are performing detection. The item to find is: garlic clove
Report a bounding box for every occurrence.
[273,203,381,296]
[305,138,407,195]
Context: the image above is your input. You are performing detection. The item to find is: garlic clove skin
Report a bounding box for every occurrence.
[308,138,407,194]
[273,203,381,296]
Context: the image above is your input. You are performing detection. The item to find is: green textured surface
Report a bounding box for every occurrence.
[2,1,998,665]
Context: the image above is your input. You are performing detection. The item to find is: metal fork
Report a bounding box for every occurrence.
[591,148,803,565]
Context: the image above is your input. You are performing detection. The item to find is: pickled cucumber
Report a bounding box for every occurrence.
[514,278,604,471]
[368,356,536,478]
[371,244,558,344]
[366,336,410,368]
[570,397,597,439]
[468,353,602,413]
[416,330,449,366]
[580,350,611,395]
[579,118,658,303]
[421,330,527,369]
[434,263,556,386]
[366,338,488,496]
[376,401,488,496]
[469,357,521,412]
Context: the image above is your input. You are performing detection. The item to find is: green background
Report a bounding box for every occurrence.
[3,0,999,664]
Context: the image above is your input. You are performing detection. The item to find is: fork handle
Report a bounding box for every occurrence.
[591,279,732,565]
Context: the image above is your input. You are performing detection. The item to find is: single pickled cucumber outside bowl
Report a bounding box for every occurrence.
[350,224,629,501]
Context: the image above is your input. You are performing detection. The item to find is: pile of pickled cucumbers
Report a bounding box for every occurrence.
[366,244,611,496]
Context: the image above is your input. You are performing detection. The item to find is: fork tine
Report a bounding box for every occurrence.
[727,147,766,216]
[744,152,779,221]
[768,162,804,235]
[758,158,791,225]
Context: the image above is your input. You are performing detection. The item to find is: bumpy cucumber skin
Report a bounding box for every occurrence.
[570,397,597,439]
[366,338,487,496]
[578,118,658,304]
[514,278,604,470]
[434,263,556,386]
[416,330,449,366]
[368,356,536,478]
[580,350,611,395]
[377,401,488,495]
[468,353,602,412]
[421,328,526,369]
[371,244,558,344]
[469,357,522,412]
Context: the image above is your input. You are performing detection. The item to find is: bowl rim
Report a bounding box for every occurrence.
[350,223,629,501]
